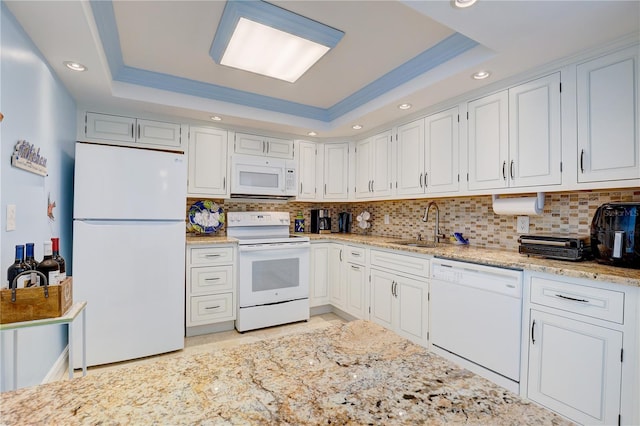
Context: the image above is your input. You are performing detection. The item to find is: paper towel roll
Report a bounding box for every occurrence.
[492,193,545,215]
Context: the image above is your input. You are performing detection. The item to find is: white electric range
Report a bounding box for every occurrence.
[227,211,310,332]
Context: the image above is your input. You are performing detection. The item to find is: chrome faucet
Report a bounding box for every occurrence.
[422,201,441,243]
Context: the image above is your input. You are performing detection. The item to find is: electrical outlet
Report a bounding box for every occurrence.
[516,216,529,234]
[384,214,390,225]
[6,204,16,231]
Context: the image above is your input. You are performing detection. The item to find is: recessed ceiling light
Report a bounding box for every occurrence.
[307,131,317,136]
[352,124,363,130]
[472,70,491,80]
[64,61,87,72]
[210,116,222,121]
[398,103,412,110]
[452,0,478,8]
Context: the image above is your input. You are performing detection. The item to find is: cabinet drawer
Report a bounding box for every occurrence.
[370,249,430,276]
[190,293,234,324]
[189,246,234,266]
[189,265,233,295]
[530,276,624,324]
[344,245,367,264]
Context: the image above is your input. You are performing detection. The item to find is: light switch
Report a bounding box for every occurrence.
[516,216,529,234]
[6,204,16,231]
[384,214,390,225]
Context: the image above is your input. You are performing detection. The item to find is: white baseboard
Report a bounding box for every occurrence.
[42,345,68,384]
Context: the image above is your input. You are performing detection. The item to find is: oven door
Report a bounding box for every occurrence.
[238,242,310,307]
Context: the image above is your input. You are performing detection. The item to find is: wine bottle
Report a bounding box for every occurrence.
[37,241,59,286]
[51,237,66,281]
[7,245,30,289]
[24,242,40,287]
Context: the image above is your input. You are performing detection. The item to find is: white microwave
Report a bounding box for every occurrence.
[231,154,297,197]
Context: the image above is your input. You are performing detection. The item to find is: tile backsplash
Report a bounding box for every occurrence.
[187,189,639,251]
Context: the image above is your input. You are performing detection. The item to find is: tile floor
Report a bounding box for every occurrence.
[71,313,346,378]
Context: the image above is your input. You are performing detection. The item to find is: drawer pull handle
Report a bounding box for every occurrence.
[351,265,360,270]
[205,254,222,258]
[205,277,221,281]
[205,305,221,310]
[555,293,589,303]
[351,252,361,256]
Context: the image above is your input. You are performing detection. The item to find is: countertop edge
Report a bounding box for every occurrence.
[185,232,639,288]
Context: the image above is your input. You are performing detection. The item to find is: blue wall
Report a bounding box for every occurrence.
[1,1,76,391]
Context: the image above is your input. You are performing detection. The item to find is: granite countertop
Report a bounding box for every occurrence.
[186,232,639,287]
[0,320,572,425]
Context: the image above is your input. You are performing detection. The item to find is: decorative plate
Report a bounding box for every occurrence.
[188,200,224,234]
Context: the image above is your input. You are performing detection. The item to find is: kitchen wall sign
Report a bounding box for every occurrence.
[11,140,48,176]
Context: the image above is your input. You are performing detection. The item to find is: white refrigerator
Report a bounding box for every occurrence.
[72,142,186,367]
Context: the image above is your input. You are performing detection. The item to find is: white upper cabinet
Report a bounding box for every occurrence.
[354,130,392,199]
[84,112,183,151]
[234,132,294,159]
[396,118,425,196]
[396,108,459,196]
[577,46,639,183]
[468,90,509,191]
[323,143,349,200]
[187,126,229,197]
[468,73,561,190]
[508,73,562,187]
[297,140,318,200]
[425,107,460,193]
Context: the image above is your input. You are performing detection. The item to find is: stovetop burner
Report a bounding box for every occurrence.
[227,211,310,244]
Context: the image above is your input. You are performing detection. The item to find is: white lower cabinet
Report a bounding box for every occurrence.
[370,269,428,346]
[309,243,330,307]
[527,309,622,425]
[345,260,367,319]
[186,245,235,335]
[325,243,367,320]
[328,244,347,310]
[524,271,637,426]
[369,249,429,346]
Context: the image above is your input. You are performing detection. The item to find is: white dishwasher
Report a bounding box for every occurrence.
[430,258,523,393]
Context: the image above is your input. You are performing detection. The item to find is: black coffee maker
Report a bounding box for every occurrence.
[311,209,331,234]
[338,212,352,233]
[591,202,640,268]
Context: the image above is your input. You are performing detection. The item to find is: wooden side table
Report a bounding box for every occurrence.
[0,301,87,390]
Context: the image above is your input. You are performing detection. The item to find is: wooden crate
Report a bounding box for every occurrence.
[0,277,73,324]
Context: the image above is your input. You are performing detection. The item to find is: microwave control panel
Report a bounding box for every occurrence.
[285,168,296,191]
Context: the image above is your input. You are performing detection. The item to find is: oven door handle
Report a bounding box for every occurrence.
[238,242,311,252]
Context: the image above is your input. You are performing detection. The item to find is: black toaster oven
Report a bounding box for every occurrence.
[590,202,640,268]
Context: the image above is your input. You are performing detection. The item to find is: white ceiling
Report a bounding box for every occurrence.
[5,0,640,140]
